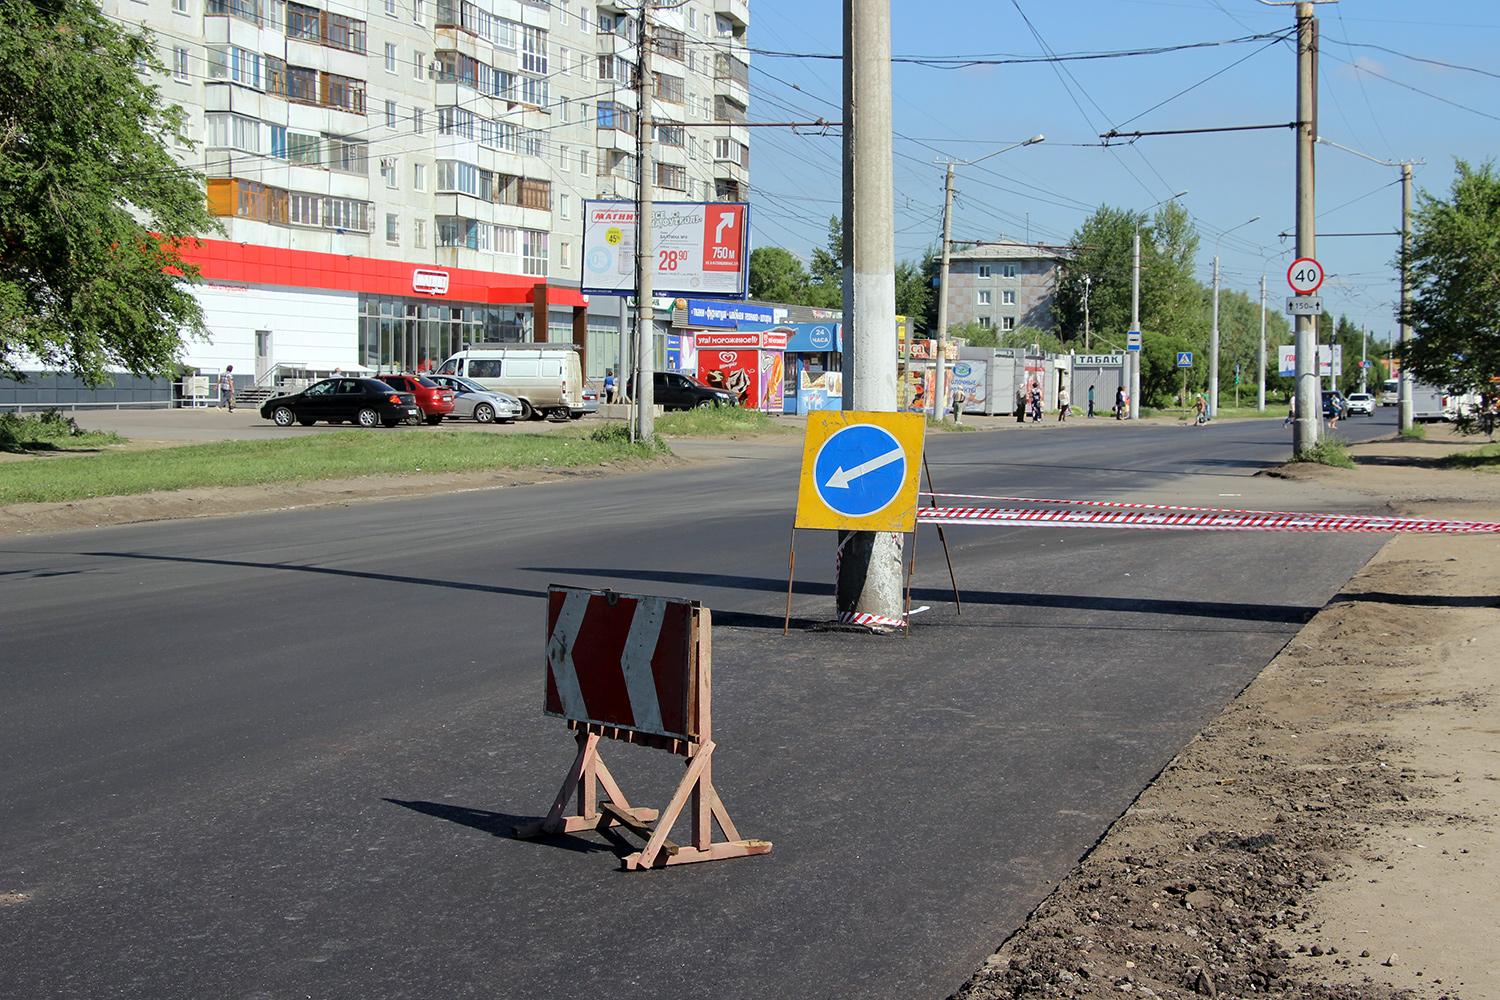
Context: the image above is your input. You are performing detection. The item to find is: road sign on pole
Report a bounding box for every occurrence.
[1286,256,1325,295]
[1126,330,1142,352]
[1285,296,1324,316]
[1176,351,1193,368]
[796,412,924,533]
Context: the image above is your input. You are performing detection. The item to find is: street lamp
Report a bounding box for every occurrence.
[1209,215,1261,417]
[933,134,1046,420]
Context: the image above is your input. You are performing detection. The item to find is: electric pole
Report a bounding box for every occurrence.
[1399,160,1414,432]
[1257,274,1267,411]
[836,0,902,629]
[1129,230,1141,419]
[1083,274,1092,352]
[1292,0,1320,453]
[633,4,657,439]
[1210,255,1221,417]
[933,161,955,421]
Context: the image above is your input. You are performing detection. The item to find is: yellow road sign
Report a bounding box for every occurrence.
[795,411,926,532]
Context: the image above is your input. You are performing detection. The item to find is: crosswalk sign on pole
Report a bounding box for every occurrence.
[1176,352,1194,368]
[795,412,925,532]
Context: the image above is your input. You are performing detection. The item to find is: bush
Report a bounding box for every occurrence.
[1294,435,1355,469]
[0,409,121,453]
[588,421,668,453]
[1399,424,1428,441]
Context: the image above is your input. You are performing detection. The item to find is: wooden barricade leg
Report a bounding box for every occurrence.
[514,729,657,838]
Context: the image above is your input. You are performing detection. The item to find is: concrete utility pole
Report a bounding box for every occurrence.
[1210,255,1221,417]
[1129,231,1141,419]
[836,0,902,629]
[1292,1,1321,453]
[633,4,657,439]
[933,161,955,421]
[1399,161,1414,432]
[1083,274,1092,352]
[1257,274,1268,411]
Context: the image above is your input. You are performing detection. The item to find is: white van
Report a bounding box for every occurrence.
[436,346,586,420]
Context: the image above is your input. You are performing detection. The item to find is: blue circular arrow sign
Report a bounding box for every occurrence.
[813,424,908,518]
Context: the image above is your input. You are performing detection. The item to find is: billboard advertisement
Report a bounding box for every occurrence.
[698,349,785,413]
[676,299,776,328]
[1278,345,1343,378]
[582,201,750,298]
[950,359,987,412]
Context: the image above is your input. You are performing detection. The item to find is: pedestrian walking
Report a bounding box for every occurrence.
[218,365,236,412]
[603,369,617,404]
[1057,385,1070,422]
[1193,391,1208,426]
[1015,385,1027,424]
[1028,380,1043,422]
[1284,392,1297,427]
[1328,394,1341,430]
[1114,385,1126,420]
[1087,384,1096,418]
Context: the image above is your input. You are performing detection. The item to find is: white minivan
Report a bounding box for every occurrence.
[436,346,586,420]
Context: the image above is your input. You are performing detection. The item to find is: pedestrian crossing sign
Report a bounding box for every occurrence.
[796,411,926,532]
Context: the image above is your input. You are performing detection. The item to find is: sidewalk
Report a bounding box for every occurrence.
[952,428,1499,1000]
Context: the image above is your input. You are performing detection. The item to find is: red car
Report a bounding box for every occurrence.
[377,374,455,425]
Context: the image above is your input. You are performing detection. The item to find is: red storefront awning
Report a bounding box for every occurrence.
[174,238,587,309]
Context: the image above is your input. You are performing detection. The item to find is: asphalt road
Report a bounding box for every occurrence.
[0,412,1398,1000]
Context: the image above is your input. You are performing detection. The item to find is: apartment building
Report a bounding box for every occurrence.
[86,0,750,389]
[944,242,1065,336]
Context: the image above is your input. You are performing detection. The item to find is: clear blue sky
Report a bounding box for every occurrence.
[744,0,1500,345]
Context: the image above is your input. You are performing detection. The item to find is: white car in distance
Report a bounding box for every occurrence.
[1345,392,1376,416]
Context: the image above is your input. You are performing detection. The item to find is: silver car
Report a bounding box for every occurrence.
[428,375,524,424]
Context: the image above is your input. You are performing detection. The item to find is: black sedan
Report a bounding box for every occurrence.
[260,378,422,428]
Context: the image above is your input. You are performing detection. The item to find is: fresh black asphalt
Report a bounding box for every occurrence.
[0,413,1397,999]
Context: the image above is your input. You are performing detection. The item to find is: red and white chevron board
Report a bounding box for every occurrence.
[919,490,1461,525]
[916,505,1500,534]
[544,586,696,741]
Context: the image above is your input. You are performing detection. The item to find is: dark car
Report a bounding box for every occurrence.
[1322,390,1347,417]
[650,371,738,411]
[376,373,456,425]
[260,378,421,428]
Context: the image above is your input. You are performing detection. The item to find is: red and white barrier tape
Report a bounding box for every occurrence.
[916,505,1500,534]
[918,490,1435,525]
[836,610,910,630]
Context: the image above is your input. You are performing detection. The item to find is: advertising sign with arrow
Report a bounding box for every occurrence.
[795,412,925,532]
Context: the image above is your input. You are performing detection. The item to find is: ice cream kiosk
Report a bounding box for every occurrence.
[695,327,789,414]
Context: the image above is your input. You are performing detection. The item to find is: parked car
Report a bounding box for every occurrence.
[577,386,599,418]
[260,378,421,428]
[435,346,587,420]
[1344,392,1375,416]
[427,374,523,423]
[1321,390,1347,417]
[376,373,455,425]
[648,371,739,411]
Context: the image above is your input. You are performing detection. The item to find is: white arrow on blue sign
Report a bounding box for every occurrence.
[1176,352,1194,368]
[813,424,909,518]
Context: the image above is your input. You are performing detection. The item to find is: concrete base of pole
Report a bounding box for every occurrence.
[835,531,905,631]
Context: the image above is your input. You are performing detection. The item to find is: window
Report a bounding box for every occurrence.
[655,162,686,191]
[323,11,366,53]
[522,229,548,276]
[1003,264,1017,278]
[714,137,748,166]
[494,226,517,255]
[519,178,550,210]
[657,125,684,148]
[172,47,190,82]
[205,113,262,153]
[384,0,395,14]
[385,43,397,72]
[385,213,399,244]
[559,46,570,75]
[412,0,424,23]
[597,101,634,133]
[655,73,684,104]
[412,108,424,134]
[578,149,589,175]
[657,26,685,61]
[287,131,320,164]
[977,290,991,306]
[290,191,321,226]
[206,0,261,25]
[326,135,367,173]
[414,218,426,248]
[385,99,398,128]
[269,124,287,158]
[381,157,398,188]
[559,144,570,171]
[323,196,370,232]
[413,50,425,80]
[978,264,991,278]
[520,25,547,73]
[1001,316,1016,331]
[208,46,264,89]
[559,193,571,219]
[413,162,426,190]
[520,75,547,106]
[172,0,189,13]
[321,72,365,113]
[559,242,572,269]
[286,2,319,41]
[978,316,993,329]
[1002,290,1016,305]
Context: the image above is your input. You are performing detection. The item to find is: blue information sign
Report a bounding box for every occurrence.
[812,424,909,519]
[1176,352,1194,368]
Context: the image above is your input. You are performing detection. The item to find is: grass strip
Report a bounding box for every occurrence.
[0,429,666,505]
[1292,435,1356,469]
[1,410,123,454]
[655,407,792,437]
[1439,441,1500,471]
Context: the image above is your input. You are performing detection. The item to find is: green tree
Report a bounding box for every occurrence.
[1,0,216,383]
[807,215,843,307]
[748,247,811,304]
[895,256,932,332]
[949,320,997,347]
[1399,160,1500,394]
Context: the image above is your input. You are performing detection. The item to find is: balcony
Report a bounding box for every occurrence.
[714,0,749,29]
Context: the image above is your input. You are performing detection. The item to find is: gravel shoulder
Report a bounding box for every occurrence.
[952,426,1499,1000]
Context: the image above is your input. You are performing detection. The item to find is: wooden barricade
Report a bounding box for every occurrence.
[514,586,772,870]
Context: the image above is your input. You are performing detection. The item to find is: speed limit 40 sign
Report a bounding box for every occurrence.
[1287,257,1325,295]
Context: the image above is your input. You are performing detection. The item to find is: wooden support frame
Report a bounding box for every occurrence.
[516,608,772,870]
